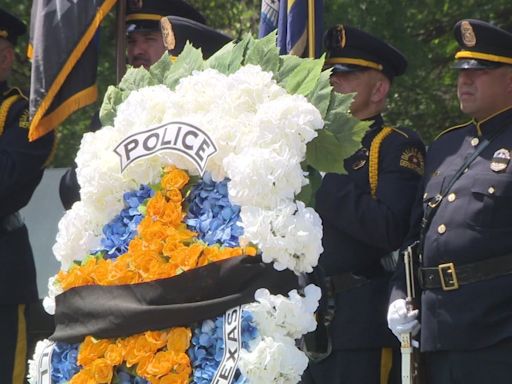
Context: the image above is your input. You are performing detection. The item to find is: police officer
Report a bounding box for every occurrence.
[59,0,231,209]
[388,20,512,383]
[0,8,55,384]
[304,25,425,384]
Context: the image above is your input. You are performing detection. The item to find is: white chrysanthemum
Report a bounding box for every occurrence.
[28,339,53,384]
[238,335,308,384]
[244,285,321,339]
[240,201,323,273]
[52,201,102,271]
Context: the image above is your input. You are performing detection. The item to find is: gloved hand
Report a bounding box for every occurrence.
[387,298,420,341]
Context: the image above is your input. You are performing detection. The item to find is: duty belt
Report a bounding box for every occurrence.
[419,253,512,291]
[0,211,24,235]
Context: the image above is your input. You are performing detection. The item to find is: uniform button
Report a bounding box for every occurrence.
[463,168,469,173]
[438,224,446,234]
[471,137,479,146]
[488,186,495,194]
[423,192,428,199]
[447,193,456,202]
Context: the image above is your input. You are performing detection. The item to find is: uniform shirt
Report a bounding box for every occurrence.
[0,81,55,303]
[417,106,512,351]
[316,114,425,349]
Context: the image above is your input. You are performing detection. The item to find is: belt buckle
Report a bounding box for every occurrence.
[438,262,459,291]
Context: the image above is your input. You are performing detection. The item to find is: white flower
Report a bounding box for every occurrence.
[240,201,323,273]
[245,284,321,339]
[238,335,308,384]
[27,339,53,384]
[52,201,102,271]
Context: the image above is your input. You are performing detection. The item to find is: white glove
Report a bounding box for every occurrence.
[387,298,420,341]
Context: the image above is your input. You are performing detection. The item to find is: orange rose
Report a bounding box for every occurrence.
[125,334,154,367]
[144,330,168,350]
[166,328,191,354]
[69,368,96,384]
[145,351,174,377]
[161,167,189,190]
[104,343,124,365]
[91,358,114,383]
[77,337,111,366]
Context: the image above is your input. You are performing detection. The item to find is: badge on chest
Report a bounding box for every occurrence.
[352,148,368,170]
[490,148,510,172]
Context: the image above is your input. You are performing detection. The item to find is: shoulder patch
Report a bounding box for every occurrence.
[434,121,472,141]
[400,147,424,175]
[19,109,30,129]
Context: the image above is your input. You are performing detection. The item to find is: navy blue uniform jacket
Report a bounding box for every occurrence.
[316,115,425,349]
[0,82,55,304]
[392,107,512,352]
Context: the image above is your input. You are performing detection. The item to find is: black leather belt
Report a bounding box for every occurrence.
[419,253,512,291]
[0,212,24,235]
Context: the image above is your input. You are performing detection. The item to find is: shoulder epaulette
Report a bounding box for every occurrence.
[434,121,472,141]
[389,126,409,138]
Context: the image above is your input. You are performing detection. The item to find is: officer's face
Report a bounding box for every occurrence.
[330,70,388,119]
[127,30,167,69]
[457,66,512,121]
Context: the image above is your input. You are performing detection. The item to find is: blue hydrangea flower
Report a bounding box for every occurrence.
[185,173,243,247]
[113,365,150,384]
[188,310,259,384]
[51,342,80,383]
[95,184,153,259]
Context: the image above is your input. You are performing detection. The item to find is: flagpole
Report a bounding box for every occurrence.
[116,0,127,82]
[307,0,315,58]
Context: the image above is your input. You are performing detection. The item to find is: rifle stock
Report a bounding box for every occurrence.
[401,243,423,384]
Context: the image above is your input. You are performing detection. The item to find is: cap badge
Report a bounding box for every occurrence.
[160,18,175,50]
[336,25,346,48]
[490,148,510,172]
[128,0,143,9]
[461,21,476,47]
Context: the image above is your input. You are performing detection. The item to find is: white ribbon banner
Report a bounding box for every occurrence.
[36,341,55,384]
[212,306,242,384]
[114,121,217,175]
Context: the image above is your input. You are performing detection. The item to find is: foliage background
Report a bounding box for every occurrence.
[3,0,512,166]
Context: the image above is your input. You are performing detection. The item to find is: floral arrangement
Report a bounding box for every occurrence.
[29,32,366,384]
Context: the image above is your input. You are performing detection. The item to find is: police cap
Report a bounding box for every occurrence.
[324,25,407,80]
[161,16,232,59]
[126,0,205,34]
[0,8,26,46]
[453,19,512,69]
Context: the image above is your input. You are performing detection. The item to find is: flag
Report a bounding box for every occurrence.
[259,0,323,58]
[28,0,117,141]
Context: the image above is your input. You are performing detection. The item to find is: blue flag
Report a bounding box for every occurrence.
[259,0,323,58]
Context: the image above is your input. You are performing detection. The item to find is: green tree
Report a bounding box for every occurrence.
[4,1,512,165]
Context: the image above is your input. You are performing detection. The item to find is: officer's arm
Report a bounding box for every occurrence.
[316,137,425,251]
[0,100,55,210]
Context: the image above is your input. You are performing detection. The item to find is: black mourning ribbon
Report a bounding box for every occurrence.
[51,255,299,343]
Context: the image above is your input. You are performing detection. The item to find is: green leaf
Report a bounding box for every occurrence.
[163,43,205,90]
[306,129,347,173]
[325,90,354,119]
[243,31,280,74]
[207,35,253,75]
[148,53,174,83]
[306,69,332,118]
[296,165,323,207]
[279,55,324,96]
[118,66,157,92]
[99,86,127,126]
[277,55,303,83]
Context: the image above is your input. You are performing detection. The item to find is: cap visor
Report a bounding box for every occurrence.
[453,59,502,69]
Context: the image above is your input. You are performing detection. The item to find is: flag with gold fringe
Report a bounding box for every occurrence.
[259,0,323,58]
[28,0,117,141]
